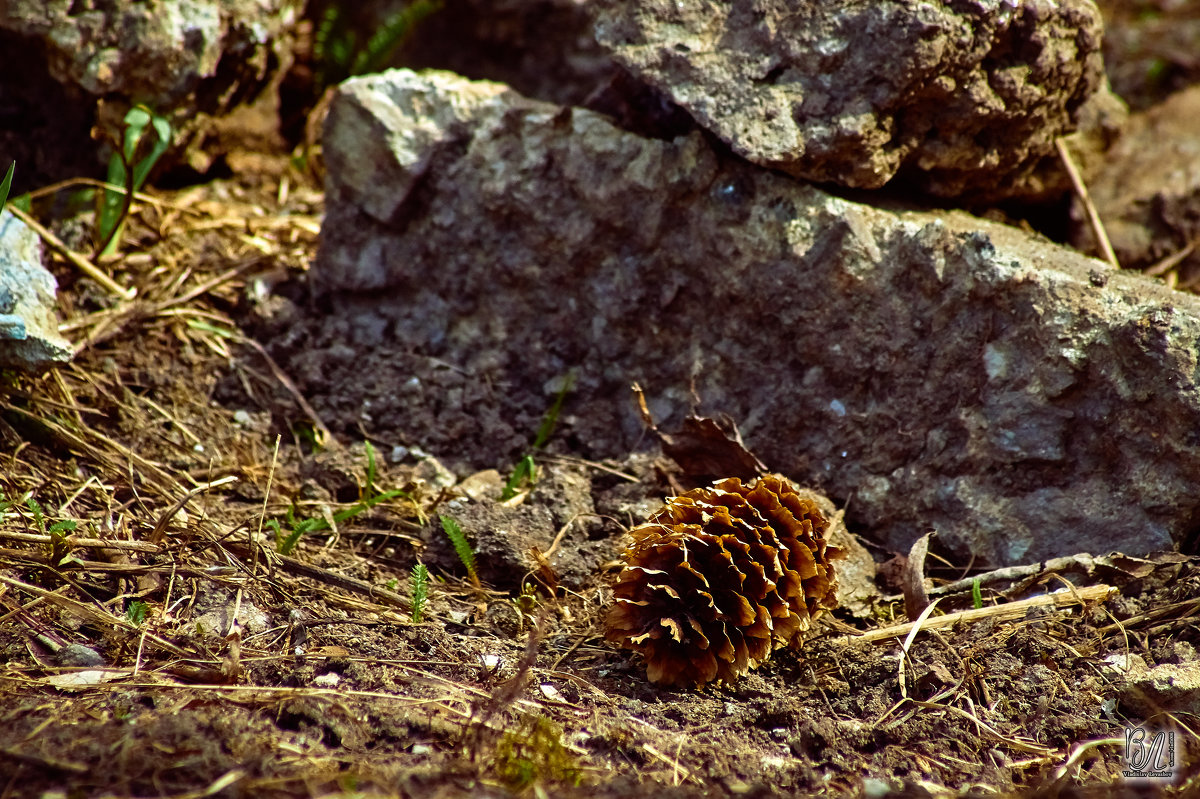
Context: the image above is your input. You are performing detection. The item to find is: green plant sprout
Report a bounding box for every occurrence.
[971,577,983,610]
[439,514,479,587]
[511,582,538,630]
[501,373,574,501]
[269,441,413,554]
[98,105,171,256]
[492,714,582,791]
[313,0,442,89]
[410,563,429,623]
[0,161,14,210]
[2,493,83,566]
[126,600,150,626]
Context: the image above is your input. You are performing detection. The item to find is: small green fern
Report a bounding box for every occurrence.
[410,563,429,623]
[313,0,442,89]
[440,514,479,587]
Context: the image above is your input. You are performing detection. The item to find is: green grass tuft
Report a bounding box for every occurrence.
[501,372,574,500]
[271,441,415,554]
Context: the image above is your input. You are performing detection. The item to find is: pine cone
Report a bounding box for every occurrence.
[605,475,842,687]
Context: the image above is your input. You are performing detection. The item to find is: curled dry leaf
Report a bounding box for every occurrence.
[605,474,842,687]
[631,383,765,486]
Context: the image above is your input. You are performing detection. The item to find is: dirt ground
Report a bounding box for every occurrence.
[0,169,1197,798]
[3,3,1200,795]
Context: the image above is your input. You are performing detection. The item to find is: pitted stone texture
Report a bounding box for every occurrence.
[0,211,72,373]
[0,0,292,107]
[591,0,1106,202]
[303,70,1200,565]
[0,0,294,189]
[1071,86,1200,280]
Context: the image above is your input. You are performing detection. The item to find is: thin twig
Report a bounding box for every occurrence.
[1145,235,1200,277]
[1056,138,1119,269]
[845,584,1115,644]
[222,541,410,611]
[237,336,337,447]
[5,203,136,300]
[254,435,282,577]
[0,531,161,553]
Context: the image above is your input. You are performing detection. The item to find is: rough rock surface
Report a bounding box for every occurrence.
[1121,661,1200,719]
[0,0,292,108]
[0,0,295,190]
[295,69,1200,565]
[0,211,72,372]
[591,0,1107,201]
[1071,85,1200,280]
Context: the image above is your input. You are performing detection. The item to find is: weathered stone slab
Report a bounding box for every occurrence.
[303,70,1200,565]
[591,0,1107,201]
[0,210,72,372]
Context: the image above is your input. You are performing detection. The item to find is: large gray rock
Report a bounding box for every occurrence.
[0,0,292,108]
[592,0,1107,202]
[0,0,295,189]
[0,211,72,372]
[299,70,1200,565]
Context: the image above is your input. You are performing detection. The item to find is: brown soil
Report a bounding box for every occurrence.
[3,3,1200,794]
[1,172,1196,798]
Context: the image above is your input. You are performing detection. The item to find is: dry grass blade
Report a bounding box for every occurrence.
[0,573,187,657]
[910,700,1055,756]
[0,745,89,776]
[235,335,337,447]
[0,531,161,553]
[221,542,411,611]
[898,597,940,700]
[1145,234,1200,277]
[148,475,239,544]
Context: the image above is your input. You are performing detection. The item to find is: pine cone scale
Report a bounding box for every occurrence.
[606,474,842,687]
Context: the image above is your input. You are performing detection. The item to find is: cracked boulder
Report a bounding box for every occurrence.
[290,69,1200,565]
[591,0,1108,202]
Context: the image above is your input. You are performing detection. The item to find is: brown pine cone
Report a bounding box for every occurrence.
[605,475,842,687]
